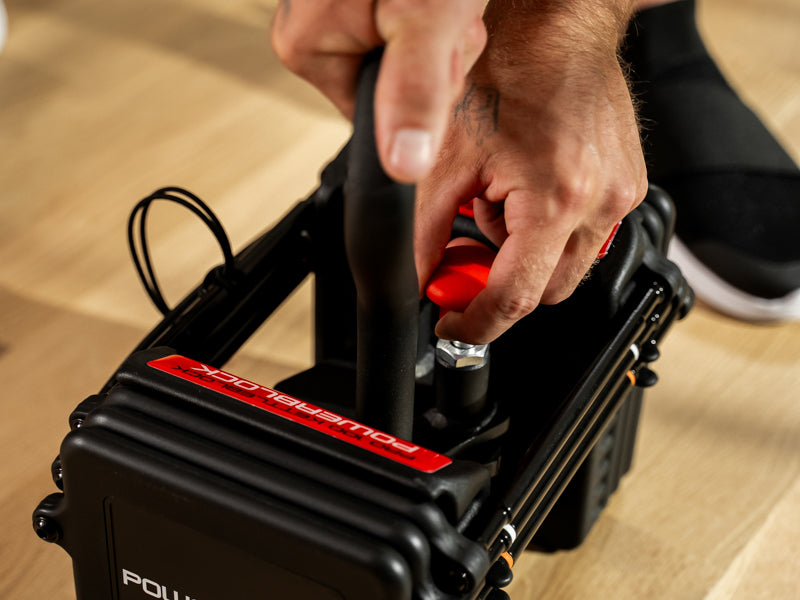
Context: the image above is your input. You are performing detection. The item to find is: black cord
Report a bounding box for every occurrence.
[127,187,237,315]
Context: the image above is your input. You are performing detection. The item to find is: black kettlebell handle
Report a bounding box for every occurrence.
[344,49,419,439]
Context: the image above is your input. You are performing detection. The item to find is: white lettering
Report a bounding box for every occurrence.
[317,410,341,423]
[211,371,238,384]
[120,569,196,600]
[142,578,161,597]
[122,569,141,586]
[272,394,299,407]
[392,441,420,454]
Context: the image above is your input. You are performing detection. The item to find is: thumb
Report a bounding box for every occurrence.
[374,6,485,182]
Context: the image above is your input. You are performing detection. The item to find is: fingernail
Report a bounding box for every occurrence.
[389,128,434,181]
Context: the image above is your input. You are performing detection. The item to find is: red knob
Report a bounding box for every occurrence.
[425,241,495,313]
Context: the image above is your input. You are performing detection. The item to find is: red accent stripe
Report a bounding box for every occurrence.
[148,355,452,474]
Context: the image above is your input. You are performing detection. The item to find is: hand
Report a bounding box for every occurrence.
[270,0,487,182]
[415,1,648,344]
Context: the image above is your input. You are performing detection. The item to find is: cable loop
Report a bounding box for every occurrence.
[127,187,236,315]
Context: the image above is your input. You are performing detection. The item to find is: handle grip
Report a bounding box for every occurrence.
[344,49,418,439]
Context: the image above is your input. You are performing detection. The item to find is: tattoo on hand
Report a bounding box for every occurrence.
[454,83,500,146]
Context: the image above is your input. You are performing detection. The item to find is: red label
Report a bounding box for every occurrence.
[148,355,452,474]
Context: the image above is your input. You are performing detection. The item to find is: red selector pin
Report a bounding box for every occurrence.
[425,240,495,316]
[424,240,496,422]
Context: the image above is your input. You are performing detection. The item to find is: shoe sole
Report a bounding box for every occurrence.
[668,237,800,322]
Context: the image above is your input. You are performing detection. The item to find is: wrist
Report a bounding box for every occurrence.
[482,0,634,64]
[471,0,634,100]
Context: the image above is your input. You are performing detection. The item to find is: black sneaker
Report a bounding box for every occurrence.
[624,0,800,321]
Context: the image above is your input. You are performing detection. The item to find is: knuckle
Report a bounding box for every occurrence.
[553,163,594,214]
[612,174,648,218]
[270,26,305,73]
[610,189,635,218]
[493,293,539,323]
[465,18,488,53]
[559,182,591,214]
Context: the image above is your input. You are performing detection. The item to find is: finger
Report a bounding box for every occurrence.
[462,14,489,72]
[540,172,647,304]
[434,234,559,343]
[292,54,366,119]
[375,0,486,182]
[434,198,574,343]
[414,164,485,294]
[472,197,509,248]
[270,0,380,117]
[538,224,615,305]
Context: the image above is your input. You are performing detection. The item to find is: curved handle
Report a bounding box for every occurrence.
[343,49,418,439]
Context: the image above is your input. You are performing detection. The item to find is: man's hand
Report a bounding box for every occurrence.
[415,0,648,344]
[272,0,647,345]
[270,0,487,182]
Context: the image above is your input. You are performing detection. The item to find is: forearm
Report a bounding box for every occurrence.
[463,0,639,135]
[482,0,635,67]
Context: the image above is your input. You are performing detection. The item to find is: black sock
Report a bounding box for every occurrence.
[623,0,800,299]
[624,0,798,179]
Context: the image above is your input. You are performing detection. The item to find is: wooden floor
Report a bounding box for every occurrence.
[1,0,798,598]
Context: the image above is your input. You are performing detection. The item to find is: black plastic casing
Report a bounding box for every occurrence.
[33,162,692,599]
